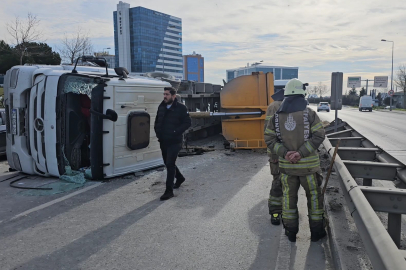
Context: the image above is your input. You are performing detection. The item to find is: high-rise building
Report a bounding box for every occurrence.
[113,2,183,79]
[183,52,204,82]
[226,63,298,90]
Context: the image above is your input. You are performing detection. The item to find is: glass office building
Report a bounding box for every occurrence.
[114,2,183,79]
[183,52,204,82]
[226,64,299,88]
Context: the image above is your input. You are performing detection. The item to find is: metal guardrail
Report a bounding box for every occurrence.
[323,120,406,269]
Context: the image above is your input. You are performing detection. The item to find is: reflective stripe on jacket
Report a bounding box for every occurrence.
[264,107,325,176]
[264,100,283,159]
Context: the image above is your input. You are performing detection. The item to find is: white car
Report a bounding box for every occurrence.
[317,102,330,112]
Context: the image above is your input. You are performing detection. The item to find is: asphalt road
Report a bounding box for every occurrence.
[2,106,403,269]
[0,141,334,270]
[9,105,405,270]
[313,106,406,163]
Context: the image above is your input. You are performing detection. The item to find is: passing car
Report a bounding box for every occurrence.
[317,102,330,112]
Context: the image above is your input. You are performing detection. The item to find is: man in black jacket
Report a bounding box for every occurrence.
[154,87,191,200]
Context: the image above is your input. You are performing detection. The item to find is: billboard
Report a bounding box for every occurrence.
[347,77,361,88]
[373,76,388,88]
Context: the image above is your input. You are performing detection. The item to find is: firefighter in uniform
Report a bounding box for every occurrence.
[264,89,284,225]
[264,78,326,242]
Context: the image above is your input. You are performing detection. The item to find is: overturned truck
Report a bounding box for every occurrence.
[4,63,170,180]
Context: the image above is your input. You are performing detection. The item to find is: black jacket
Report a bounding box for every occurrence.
[154,98,191,144]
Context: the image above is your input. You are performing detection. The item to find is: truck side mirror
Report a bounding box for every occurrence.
[114,67,129,78]
[105,109,118,122]
[90,108,118,122]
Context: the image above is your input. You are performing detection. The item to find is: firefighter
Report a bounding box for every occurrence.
[264,78,326,242]
[264,89,284,225]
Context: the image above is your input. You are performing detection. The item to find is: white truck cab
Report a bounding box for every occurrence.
[4,64,168,179]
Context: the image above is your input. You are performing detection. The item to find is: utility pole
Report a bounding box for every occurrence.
[362,79,374,96]
[366,79,369,95]
[381,39,394,111]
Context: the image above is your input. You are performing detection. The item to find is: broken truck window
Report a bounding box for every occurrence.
[62,75,99,97]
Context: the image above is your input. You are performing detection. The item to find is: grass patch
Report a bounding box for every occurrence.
[375,106,406,111]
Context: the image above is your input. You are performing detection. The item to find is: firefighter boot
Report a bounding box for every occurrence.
[310,223,327,242]
[271,213,281,225]
[285,229,298,242]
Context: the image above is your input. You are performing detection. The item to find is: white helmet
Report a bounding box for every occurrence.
[284,78,308,96]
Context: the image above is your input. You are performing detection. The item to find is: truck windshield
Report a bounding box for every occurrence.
[62,75,99,97]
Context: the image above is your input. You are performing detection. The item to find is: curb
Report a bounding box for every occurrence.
[324,195,347,270]
[375,109,406,114]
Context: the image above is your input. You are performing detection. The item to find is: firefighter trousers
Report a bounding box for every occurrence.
[280,173,324,232]
[268,161,283,214]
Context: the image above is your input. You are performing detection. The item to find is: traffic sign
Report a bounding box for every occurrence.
[331,72,343,110]
[347,77,361,88]
[374,76,388,88]
[388,90,394,96]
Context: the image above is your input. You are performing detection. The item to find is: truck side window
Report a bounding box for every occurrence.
[10,69,19,89]
[127,111,150,150]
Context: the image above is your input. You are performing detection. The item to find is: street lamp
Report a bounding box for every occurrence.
[381,39,394,111]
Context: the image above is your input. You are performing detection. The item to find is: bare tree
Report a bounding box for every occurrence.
[394,64,406,108]
[307,85,318,97]
[315,82,328,98]
[6,13,43,65]
[59,28,93,64]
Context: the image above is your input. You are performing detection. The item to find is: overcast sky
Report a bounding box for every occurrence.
[1,0,405,91]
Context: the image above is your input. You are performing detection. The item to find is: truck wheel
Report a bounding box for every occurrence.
[327,110,330,112]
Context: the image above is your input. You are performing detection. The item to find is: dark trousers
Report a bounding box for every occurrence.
[269,161,283,214]
[160,142,183,189]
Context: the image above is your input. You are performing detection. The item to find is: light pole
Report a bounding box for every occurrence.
[381,39,394,111]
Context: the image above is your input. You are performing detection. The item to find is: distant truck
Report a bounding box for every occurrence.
[3,61,169,179]
[359,96,373,112]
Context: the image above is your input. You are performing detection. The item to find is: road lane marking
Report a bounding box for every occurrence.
[0,182,103,224]
[381,125,399,131]
[275,227,292,269]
